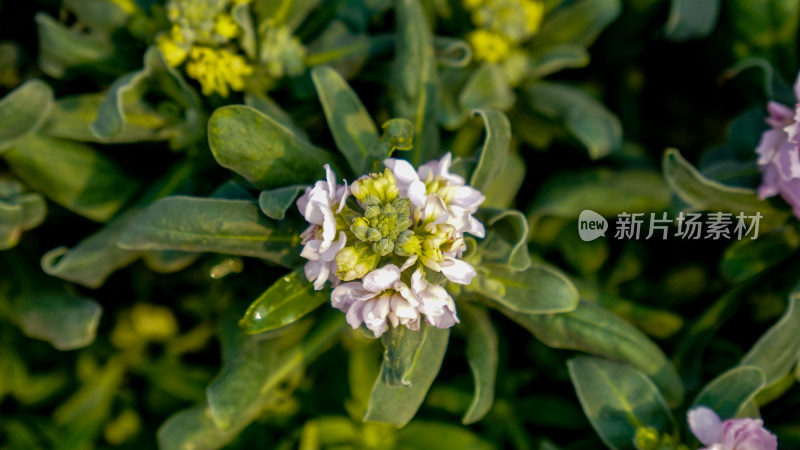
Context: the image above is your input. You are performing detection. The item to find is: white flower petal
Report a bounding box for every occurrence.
[688,407,723,447]
[345,300,366,329]
[440,258,477,285]
[320,231,347,261]
[400,255,418,272]
[362,264,401,292]
[300,239,323,260]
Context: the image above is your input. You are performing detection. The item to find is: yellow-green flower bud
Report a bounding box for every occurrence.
[336,242,380,281]
[395,230,421,256]
[633,427,660,450]
[351,169,399,204]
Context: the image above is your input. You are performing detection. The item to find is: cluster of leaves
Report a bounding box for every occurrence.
[2,0,800,449]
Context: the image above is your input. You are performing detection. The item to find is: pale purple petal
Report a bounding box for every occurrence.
[720,418,777,450]
[440,258,477,285]
[688,407,723,447]
[362,264,401,292]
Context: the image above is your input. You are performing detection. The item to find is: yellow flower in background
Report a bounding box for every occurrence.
[464,0,544,63]
[467,29,511,63]
[214,13,239,39]
[186,46,253,96]
[156,31,189,67]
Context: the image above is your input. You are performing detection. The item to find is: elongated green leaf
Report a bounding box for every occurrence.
[312,65,379,175]
[459,64,515,115]
[475,263,579,314]
[395,421,494,450]
[0,187,46,250]
[524,81,622,159]
[568,356,676,450]
[4,134,140,222]
[13,293,101,351]
[470,110,511,194]
[380,322,428,387]
[35,13,116,79]
[209,105,336,189]
[364,118,415,173]
[483,152,526,209]
[239,268,329,334]
[479,209,531,271]
[527,168,671,235]
[393,0,440,164]
[527,44,590,79]
[693,366,766,418]
[505,301,684,406]
[720,227,800,282]
[64,0,132,33]
[739,296,800,385]
[118,196,302,266]
[244,93,308,141]
[530,0,621,49]
[0,200,23,250]
[364,327,449,427]
[91,47,202,148]
[166,311,344,446]
[305,20,371,79]
[41,209,142,288]
[43,93,175,143]
[460,304,498,425]
[0,79,53,152]
[258,185,306,220]
[663,149,790,227]
[664,0,720,41]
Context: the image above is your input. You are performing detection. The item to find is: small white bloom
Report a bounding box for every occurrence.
[409,268,459,328]
[330,264,421,337]
[440,256,477,285]
[297,164,349,290]
[384,153,485,238]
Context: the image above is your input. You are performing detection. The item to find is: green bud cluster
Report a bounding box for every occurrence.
[352,196,413,256]
[633,427,688,450]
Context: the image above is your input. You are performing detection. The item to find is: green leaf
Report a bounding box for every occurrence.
[364,327,449,427]
[209,105,336,189]
[395,421,494,450]
[160,311,344,448]
[393,0,440,165]
[527,168,671,234]
[505,301,684,406]
[664,0,721,41]
[41,209,143,288]
[364,118,415,173]
[475,263,579,314]
[305,20,371,79]
[720,227,800,282]
[568,356,676,450]
[0,79,53,152]
[380,322,429,387]
[693,366,766,418]
[482,152,526,209]
[529,0,621,50]
[232,2,256,59]
[12,293,102,350]
[42,93,176,143]
[478,209,531,271]
[35,12,116,79]
[118,196,302,266]
[460,304,498,425]
[527,44,590,79]
[0,184,46,250]
[63,0,132,33]
[91,47,203,148]
[244,93,308,141]
[469,110,511,194]
[258,185,306,220]
[524,81,622,159]
[662,149,790,227]
[3,134,140,222]
[434,37,472,68]
[459,64,516,116]
[239,268,329,334]
[311,65,379,175]
[739,296,800,385]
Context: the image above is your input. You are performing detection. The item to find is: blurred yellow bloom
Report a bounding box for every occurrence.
[522,0,545,35]
[462,0,484,9]
[130,303,179,342]
[156,33,189,67]
[186,46,253,97]
[467,29,511,63]
[214,13,239,39]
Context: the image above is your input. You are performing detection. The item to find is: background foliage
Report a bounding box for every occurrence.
[1,0,800,449]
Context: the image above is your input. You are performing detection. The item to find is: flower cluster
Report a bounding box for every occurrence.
[756,76,800,218]
[463,0,544,83]
[296,154,485,337]
[156,0,253,96]
[687,406,777,450]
